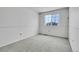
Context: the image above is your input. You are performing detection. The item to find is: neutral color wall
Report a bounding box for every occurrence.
[69,7,79,52]
[39,8,69,38]
[0,7,38,47]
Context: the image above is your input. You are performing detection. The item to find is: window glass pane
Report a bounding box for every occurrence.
[51,14,56,22]
[55,14,60,23]
[51,14,60,25]
[44,15,52,24]
[44,14,60,26]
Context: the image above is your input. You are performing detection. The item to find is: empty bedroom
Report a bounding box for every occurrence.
[0,7,79,52]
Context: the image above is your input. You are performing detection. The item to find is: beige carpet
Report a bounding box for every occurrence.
[0,35,72,52]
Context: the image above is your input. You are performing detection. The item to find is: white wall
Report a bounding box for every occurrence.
[39,8,69,38]
[69,7,79,52]
[0,7,38,47]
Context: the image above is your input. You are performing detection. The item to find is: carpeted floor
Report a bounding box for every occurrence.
[0,35,72,52]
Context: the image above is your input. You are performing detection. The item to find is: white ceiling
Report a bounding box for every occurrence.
[30,7,63,13]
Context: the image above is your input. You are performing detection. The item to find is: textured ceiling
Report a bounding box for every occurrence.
[29,7,63,13]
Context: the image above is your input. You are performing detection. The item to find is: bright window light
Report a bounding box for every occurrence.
[44,14,60,26]
[44,15,52,24]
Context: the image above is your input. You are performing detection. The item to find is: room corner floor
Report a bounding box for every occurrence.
[0,35,72,52]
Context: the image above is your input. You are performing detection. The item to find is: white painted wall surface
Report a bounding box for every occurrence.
[69,7,79,52]
[0,7,38,47]
[39,8,69,38]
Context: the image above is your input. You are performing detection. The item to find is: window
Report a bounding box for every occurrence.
[51,14,60,26]
[44,15,52,26]
[44,14,60,26]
